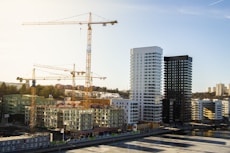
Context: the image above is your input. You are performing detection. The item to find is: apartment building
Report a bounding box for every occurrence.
[191,99,222,121]
[111,99,139,125]
[163,55,192,123]
[191,99,203,121]
[25,104,124,131]
[130,46,162,123]
[222,99,230,119]
[25,105,94,131]
[0,133,50,153]
[216,83,225,96]
[92,105,124,128]
[3,94,56,115]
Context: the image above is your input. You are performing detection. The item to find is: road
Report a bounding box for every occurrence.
[16,128,171,153]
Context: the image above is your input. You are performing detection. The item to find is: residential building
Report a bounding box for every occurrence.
[111,99,139,125]
[64,89,121,100]
[191,99,223,121]
[162,99,175,123]
[3,94,56,115]
[216,83,225,96]
[228,84,230,96]
[191,99,203,121]
[163,55,192,123]
[25,104,124,131]
[222,99,230,119]
[130,46,163,123]
[26,105,94,131]
[207,87,212,93]
[203,99,222,120]
[93,106,124,128]
[0,133,50,153]
[212,87,216,93]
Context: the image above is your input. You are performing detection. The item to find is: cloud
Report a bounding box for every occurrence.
[177,8,202,16]
[225,15,230,19]
[209,0,224,6]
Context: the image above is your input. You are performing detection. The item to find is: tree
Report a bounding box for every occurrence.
[0,82,7,97]
[6,85,18,94]
[19,84,30,94]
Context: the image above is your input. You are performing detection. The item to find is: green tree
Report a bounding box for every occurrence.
[19,84,30,94]
[0,82,7,97]
[6,85,18,94]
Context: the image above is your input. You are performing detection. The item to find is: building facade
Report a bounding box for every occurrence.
[221,99,230,119]
[191,99,203,121]
[93,106,124,128]
[163,55,192,123]
[130,46,162,123]
[3,94,56,115]
[111,99,139,125]
[25,105,124,131]
[216,83,225,96]
[0,133,50,153]
[191,99,223,121]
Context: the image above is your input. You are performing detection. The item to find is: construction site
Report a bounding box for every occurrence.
[0,12,162,153]
[0,12,126,152]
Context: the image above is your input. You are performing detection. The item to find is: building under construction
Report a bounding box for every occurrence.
[25,102,124,132]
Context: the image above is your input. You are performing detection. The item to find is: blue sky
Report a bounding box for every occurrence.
[0,0,230,92]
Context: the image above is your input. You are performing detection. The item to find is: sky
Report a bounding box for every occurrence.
[0,0,230,93]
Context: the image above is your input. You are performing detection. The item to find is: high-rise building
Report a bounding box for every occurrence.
[130,46,162,123]
[163,55,192,124]
[207,87,212,93]
[216,83,225,96]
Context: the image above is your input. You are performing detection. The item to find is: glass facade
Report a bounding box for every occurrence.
[163,55,192,123]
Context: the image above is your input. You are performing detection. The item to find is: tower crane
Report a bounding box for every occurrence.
[17,68,72,133]
[23,12,117,105]
[34,64,85,101]
[33,64,106,107]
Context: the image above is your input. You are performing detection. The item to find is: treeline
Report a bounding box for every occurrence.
[192,92,230,100]
[0,82,130,99]
[0,82,65,99]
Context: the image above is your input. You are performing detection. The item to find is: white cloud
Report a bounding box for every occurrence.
[225,15,230,19]
[177,8,202,16]
[209,0,224,6]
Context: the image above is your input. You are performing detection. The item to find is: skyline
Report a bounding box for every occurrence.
[1,0,230,92]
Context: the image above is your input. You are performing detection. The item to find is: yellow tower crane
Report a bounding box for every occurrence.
[33,64,106,107]
[17,68,72,133]
[34,64,85,101]
[23,12,117,106]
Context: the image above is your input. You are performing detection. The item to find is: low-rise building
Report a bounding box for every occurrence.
[93,105,124,128]
[25,103,124,131]
[191,99,203,121]
[222,99,230,119]
[191,99,222,122]
[25,105,94,131]
[0,133,50,153]
[3,94,56,115]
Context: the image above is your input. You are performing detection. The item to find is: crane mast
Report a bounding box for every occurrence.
[85,13,92,106]
[30,68,36,133]
[72,64,76,101]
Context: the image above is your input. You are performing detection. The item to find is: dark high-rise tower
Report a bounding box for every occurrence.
[163,55,192,124]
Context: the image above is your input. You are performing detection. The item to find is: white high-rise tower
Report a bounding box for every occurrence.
[130,46,163,123]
